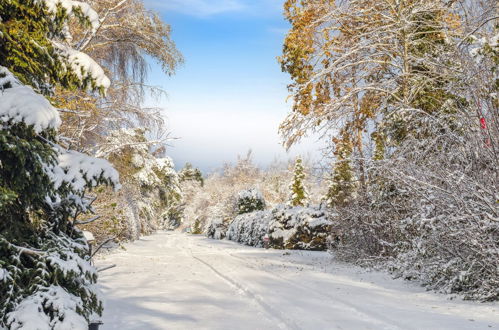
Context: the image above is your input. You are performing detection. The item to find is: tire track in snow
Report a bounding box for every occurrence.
[223,251,408,330]
[191,254,303,330]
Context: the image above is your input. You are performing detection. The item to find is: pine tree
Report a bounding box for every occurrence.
[0,0,118,327]
[192,218,203,235]
[179,163,204,187]
[235,188,266,215]
[288,157,309,207]
[323,133,357,208]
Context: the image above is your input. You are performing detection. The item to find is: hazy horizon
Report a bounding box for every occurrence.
[144,0,324,172]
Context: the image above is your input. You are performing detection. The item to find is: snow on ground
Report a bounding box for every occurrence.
[96,232,499,330]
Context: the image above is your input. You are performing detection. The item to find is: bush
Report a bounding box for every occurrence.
[206,218,228,240]
[332,113,499,301]
[268,206,333,251]
[226,211,272,247]
[224,205,333,251]
[234,188,266,215]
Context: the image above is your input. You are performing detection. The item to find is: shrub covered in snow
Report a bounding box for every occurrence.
[226,211,272,247]
[206,218,228,240]
[224,205,332,251]
[268,206,333,251]
[235,188,266,215]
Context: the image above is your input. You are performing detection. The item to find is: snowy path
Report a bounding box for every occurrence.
[97,232,499,330]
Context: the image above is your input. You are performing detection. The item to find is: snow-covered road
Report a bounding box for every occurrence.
[97,232,499,330]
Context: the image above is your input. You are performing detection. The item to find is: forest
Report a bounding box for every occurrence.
[0,0,497,329]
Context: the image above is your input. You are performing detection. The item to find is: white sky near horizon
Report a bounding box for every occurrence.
[144,0,325,172]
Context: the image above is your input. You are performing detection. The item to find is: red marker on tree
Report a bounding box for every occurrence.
[480,117,491,147]
[480,117,487,130]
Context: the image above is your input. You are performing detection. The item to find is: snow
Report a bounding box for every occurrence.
[0,67,61,133]
[237,188,264,202]
[83,231,95,242]
[135,156,178,188]
[268,205,332,249]
[97,232,499,330]
[54,43,111,90]
[47,149,120,193]
[0,268,7,282]
[7,286,88,330]
[227,210,272,247]
[46,249,95,278]
[39,0,100,32]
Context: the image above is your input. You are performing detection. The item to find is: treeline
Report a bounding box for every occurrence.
[178,152,325,234]
[0,0,182,327]
[278,0,498,301]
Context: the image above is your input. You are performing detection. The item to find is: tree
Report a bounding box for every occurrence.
[191,218,203,235]
[288,157,309,207]
[279,0,462,162]
[179,163,204,187]
[56,0,183,154]
[323,133,357,208]
[94,128,182,237]
[0,0,119,327]
[279,0,499,300]
[235,188,266,215]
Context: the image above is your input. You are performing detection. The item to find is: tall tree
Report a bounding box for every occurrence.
[323,132,357,208]
[0,0,119,327]
[56,0,183,153]
[280,0,463,197]
[289,157,309,207]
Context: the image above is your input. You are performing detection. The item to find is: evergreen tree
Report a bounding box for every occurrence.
[179,163,204,187]
[323,133,357,208]
[235,188,266,215]
[288,157,309,207]
[192,218,203,235]
[0,0,118,327]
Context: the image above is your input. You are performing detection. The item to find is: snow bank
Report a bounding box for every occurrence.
[0,67,61,132]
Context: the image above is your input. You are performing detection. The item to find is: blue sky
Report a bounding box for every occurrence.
[144,0,322,172]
